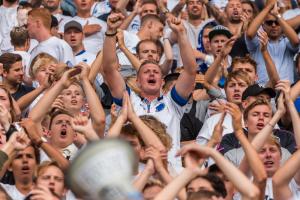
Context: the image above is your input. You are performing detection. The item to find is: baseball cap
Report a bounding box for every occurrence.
[208,25,233,41]
[64,20,83,32]
[242,84,276,100]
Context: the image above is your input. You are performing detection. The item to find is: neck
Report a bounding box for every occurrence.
[14,46,27,52]
[247,133,255,142]
[35,30,52,43]
[141,92,160,102]
[15,180,33,195]
[3,79,19,93]
[73,45,85,55]
[3,0,18,7]
[188,18,202,26]
[77,11,91,18]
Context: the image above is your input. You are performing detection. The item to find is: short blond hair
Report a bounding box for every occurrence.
[30,53,58,78]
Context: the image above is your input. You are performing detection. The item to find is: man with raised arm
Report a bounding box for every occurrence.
[102,13,197,172]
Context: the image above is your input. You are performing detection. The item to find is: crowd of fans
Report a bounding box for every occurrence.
[0,0,300,199]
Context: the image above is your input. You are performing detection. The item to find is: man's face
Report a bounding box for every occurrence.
[137,63,163,96]
[258,142,281,177]
[225,78,248,105]
[262,14,282,40]
[43,0,61,12]
[3,61,24,85]
[225,0,242,23]
[232,62,257,81]
[187,177,214,193]
[138,42,160,62]
[140,3,158,18]
[120,133,143,159]
[245,104,272,135]
[36,165,65,197]
[242,2,254,20]
[187,0,203,20]
[149,21,164,40]
[210,35,228,56]
[11,146,37,184]
[64,28,84,51]
[49,114,75,149]
[27,15,38,39]
[74,0,93,12]
[203,27,212,53]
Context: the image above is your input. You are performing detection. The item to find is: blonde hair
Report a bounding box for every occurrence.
[30,53,58,78]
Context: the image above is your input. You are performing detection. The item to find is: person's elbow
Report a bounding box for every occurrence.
[246,185,260,200]
[246,28,255,40]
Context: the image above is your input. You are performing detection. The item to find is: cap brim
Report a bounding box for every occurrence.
[209,30,233,41]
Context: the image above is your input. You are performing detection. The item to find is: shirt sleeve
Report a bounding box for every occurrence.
[245,33,260,53]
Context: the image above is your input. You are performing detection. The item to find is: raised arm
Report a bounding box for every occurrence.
[286,15,300,29]
[102,13,127,100]
[258,29,280,88]
[168,17,197,99]
[117,29,141,71]
[271,5,300,47]
[246,0,276,39]
[202,0,227,25]
[28,69,78,131]
[79,62,106,137]
[226,102,267,198]
[20,118,69,171]
[88,51,103,83]
[177,144,260,199]
[160,38,173,76]
[119,0,141,30]
[205,37,235,84]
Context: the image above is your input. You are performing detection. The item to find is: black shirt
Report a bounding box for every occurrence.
[11,84,35,101]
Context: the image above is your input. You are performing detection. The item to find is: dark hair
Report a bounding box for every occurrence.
[241,0,259,18]
[49,110,73,130]
[136,39,157,55]
[17,1,33,10]
[10,26,29,47]
[188,190,221,200]
[141,14,165,26]
[136,39,164,58]
[0,53,22,72]
[231,55,257,73]
[188,173,227,198]
[141,0,159,14]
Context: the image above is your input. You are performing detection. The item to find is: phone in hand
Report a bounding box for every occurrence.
[68,67,82,77]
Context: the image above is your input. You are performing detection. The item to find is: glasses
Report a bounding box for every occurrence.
[265,20,279,26]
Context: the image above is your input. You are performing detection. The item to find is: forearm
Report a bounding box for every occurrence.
[130,115,166,151]
[205,55,222,84]
[286,15,300,29]
[119,45,141,71]
[88,51,103,83]
[40,142,70,171]
[291,81,300,101]
[261,50,280,88]
[29,81,64,123]
[107,116,125,138]
[81,79,105,137]
[120,12,138,30]
[17,86,45,111]
[251,110,283,150]
[246,4,274,39]
[210,150,259,199]
[154,169,195,200]
[278,17,300,46]
[133,168,153,191]
[171,2,185,17]
[205,3,227,25]
[116,0,129,14]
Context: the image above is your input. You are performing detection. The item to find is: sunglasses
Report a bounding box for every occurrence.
[265,20,279,26]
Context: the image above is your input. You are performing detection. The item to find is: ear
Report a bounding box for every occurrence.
[136,78,141,88]
[241,100,248,110]
[2,70,8,78]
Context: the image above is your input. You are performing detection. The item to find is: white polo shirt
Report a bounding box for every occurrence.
[75,49,96,65]
[114,86,189,172]
[29,36,75,66]
[0,183,26,200]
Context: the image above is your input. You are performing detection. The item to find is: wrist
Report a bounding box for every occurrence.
[105,29,117,37]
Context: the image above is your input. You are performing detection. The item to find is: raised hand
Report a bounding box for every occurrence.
[225,102,243,132]
[276,93,286,115]
[0,104,11,132]
[8,131,30,151]
[275,80,291,101]
[220,37,236,58]
[29,185,60,200]
[124,91,136,121]
[167,15,186,34]
[59,68,79,88]
[258,28,269,52]
[107,13,125,32]
[144,146,165,171]
[77,62,90,81]
[210,112,225,145]
[20,118,42,145]
[51,95,65,112]
[116,29,125,49]
[71,115,99,141]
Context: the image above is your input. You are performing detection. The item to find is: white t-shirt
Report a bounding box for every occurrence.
[127,15,141,34]
[0,183,26,200]
[54,13,72,33]
[75,49,96,66]
[115,87,188,173]
[12,50,31,78]
[117,30,140,66]
[90,1,111,18]
[63,16,107,54]
[0,5,18,53]
[30,36,75,66]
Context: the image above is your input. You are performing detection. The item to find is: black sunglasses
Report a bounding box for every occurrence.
[265,20,279,26]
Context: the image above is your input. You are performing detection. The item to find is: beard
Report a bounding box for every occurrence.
[188,13,202,20]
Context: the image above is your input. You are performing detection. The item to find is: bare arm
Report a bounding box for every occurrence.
[88,51,103,83]
[17,85,47,111]
[204,1,227,25]
[169,17,197,99]
[246,0,276,39]
[160,38,173,76]
[119,0,141,30]
[286,15,300,29]
[102,13,127,100]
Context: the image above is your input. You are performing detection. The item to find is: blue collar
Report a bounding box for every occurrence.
[75,49,86,56]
